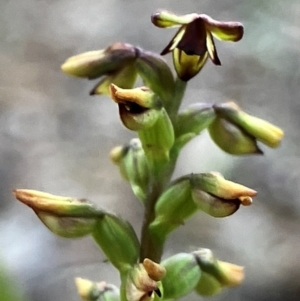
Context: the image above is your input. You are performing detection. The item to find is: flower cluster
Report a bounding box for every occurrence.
[13,8,283,301]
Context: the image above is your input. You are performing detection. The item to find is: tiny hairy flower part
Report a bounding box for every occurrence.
[126,264,162,301]
[193,249,244,287]
[110,139,150,202]
[208,117,263,155]
[175,103,215,137]
[214,102,284,148]
[75,278,120,301]
[143,258,166,281]
[92,213,140,272]
[135,50,175,103]
[161,253,201,300]
[61,42,137,79]
[150,176,197,237]
[152,10,243,81]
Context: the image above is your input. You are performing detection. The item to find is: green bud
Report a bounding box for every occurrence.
[191,172,257,200]
[90,63,138,95]
[176,103,215,137]
[13,189,103,238]
[195,272,222,296]
[75,278,120,301]
[214,102,284,148]
[61,42,136,79]
[161,253,201,300]
[110,138,150,202]
[13,189,103,217]
[150,177,197,237]
[92,213,140,272]
[135,50,175,103]
[190,173,256,217]
[208,117,262,155]
[126,262,163,301]
[193,249,244,287]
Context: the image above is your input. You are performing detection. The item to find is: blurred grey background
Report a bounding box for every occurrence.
[0,0,300,300]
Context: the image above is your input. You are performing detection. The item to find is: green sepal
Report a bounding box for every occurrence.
[161,253,201,300]
[90,63,138,95]
[138,108,174,163]
[214,102,284,148]
[135,50,175,103]
[176,103,215,137]
[37,212,97,238]
[195,272,222,296]
[208,117,262,155]
[149,176,197,237]
[13,189,103,238]
[92,213,140,273]
[110,139,150,202]
[190,188,240,217]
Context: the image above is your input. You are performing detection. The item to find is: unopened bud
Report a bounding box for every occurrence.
[61,43,136,79]
[13,189,102,217]
[13,189,103,238]
[214,102,284,148]
[190,173,256,217]
[208,117,262,155]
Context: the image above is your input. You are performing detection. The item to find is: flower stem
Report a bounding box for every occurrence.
[167,77,187,124]
[139,78,188,263]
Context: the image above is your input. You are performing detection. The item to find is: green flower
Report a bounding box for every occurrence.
[151,10,244,81]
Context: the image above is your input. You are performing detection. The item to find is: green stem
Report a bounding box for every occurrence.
[139,166,169,262]
[167,77,187,124]
[139,78,188,263]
